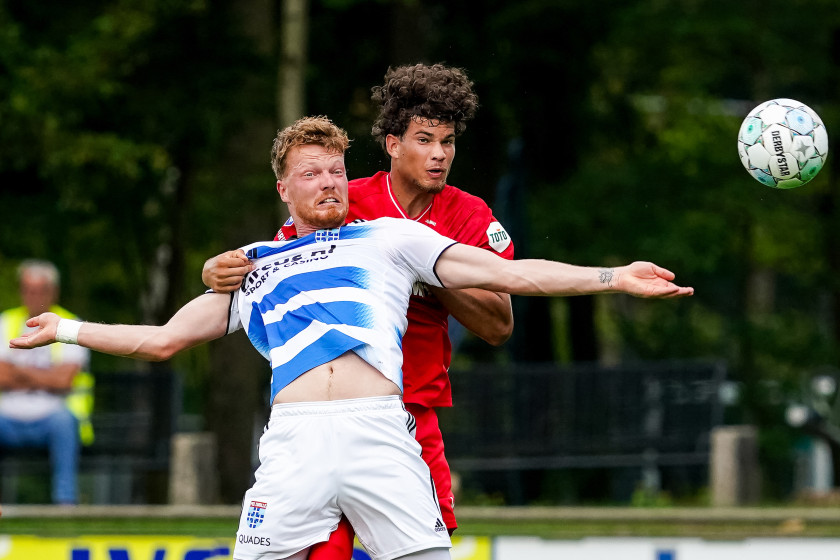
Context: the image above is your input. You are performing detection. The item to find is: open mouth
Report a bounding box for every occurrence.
[319,197,340,205]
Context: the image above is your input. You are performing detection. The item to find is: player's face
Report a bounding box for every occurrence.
[277,144,348,235]
[387,118,455,194]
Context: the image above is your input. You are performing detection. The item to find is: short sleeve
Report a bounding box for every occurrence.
[456,205,514,260]
[379,218,457,287]
[227,292,243,334]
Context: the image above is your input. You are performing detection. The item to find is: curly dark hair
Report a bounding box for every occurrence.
[370,63,479,152]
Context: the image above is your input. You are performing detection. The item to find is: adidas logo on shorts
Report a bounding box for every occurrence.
[434,518,446,533]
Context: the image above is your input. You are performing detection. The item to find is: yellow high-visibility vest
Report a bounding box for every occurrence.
[0,305,95,445]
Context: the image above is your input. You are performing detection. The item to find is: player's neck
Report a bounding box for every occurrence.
[387,172,437,220]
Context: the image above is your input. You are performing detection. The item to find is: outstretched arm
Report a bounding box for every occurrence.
[202,249,255,293]
[9,293,232,361]
[435,244,693,299]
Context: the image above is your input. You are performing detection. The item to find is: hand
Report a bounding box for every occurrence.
[616,262,694,299]
[9,312,61,349]
[202,249,255,292]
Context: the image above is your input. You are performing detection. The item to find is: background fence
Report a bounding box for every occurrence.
[440,360,728,504]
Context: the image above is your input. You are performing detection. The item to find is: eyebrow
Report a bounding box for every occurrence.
[414,130,456,140]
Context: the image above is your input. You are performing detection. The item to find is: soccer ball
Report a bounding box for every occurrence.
[737,98,828,189]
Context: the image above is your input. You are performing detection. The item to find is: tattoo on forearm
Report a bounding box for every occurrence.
[599,268,615,288]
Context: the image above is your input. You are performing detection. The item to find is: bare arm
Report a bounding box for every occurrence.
[434,244,694,298]
[9,293,232,361]
[426,286,513,346]
[202,249,255,293]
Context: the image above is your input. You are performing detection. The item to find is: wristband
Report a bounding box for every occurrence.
[55,319,83,345]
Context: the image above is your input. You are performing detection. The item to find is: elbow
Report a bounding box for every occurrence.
[483,316,514,347]
[487,326,513,347]
[141,339,181,362]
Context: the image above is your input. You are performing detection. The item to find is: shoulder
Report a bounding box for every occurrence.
[435,184,498,227]
[238,240,281,253]
[435,184,499,231]
[348,172,391,218]
[349,172,387,198]
[362,218,444,245]
[435,185,513,256]
[369,216,424,231]
[439,183,492,210]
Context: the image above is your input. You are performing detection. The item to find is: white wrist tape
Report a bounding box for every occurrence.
[55,319,83,345]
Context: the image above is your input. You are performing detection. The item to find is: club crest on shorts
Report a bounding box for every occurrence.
[247,500,267,528]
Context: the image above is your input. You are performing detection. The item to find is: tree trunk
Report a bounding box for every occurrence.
[202,0,285,504]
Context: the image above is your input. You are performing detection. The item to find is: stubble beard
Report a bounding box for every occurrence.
[299,205,346,230]
[412,176,447,195]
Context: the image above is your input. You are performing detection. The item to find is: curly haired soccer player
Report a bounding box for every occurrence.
[13,115,692,560]
[203,63,515,558]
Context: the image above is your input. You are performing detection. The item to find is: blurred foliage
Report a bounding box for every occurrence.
[0,0,273,369]
[3,0,840,503]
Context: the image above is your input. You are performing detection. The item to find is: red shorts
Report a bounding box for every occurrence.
[308,404,456,560]
[405,403,456,531]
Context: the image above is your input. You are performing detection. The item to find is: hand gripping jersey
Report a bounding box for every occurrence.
[230,218,457,403]
[278,171,514,408]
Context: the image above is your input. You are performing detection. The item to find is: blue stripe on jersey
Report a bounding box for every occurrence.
[246,302,271,359]
[254,267,370,310]
[245,224,374,260]
[246,236,320,260]
[266,300,375,347]
[270,330,365,400]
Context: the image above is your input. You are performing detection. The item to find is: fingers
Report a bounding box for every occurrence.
[626,263,692,299]
[10,332,41,349]
[221,250,252,267]
[205,251,255,293]
[652,264,676,281]
[654,284,694,298]
[216,277,244,290]
[11,313,60,348]
[222,264,256,277]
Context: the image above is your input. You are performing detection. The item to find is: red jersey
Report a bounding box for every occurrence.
[278,171,514,407]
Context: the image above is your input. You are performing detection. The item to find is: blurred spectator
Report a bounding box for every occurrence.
[0,260,93,504]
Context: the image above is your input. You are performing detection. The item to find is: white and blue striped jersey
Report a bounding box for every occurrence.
[227,217,457,403]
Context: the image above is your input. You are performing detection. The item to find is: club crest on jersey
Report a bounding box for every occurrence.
[315,228,341,243]
[247,500,267,528]
[486,221,511,252]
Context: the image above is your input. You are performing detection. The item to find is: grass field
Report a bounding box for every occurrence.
[3,505,840,540]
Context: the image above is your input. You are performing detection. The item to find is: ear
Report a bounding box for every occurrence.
[385,134,401,159]
[277,180,289,203]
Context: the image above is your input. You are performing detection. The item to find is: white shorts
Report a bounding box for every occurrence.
[233,395,452,560]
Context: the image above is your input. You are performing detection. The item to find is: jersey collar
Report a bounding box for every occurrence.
[387,174,433,222]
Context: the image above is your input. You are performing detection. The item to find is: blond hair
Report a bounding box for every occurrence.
[271,116,350,180]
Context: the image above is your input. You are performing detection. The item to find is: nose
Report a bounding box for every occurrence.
[430,141,446,160]
[319,170,339,189]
